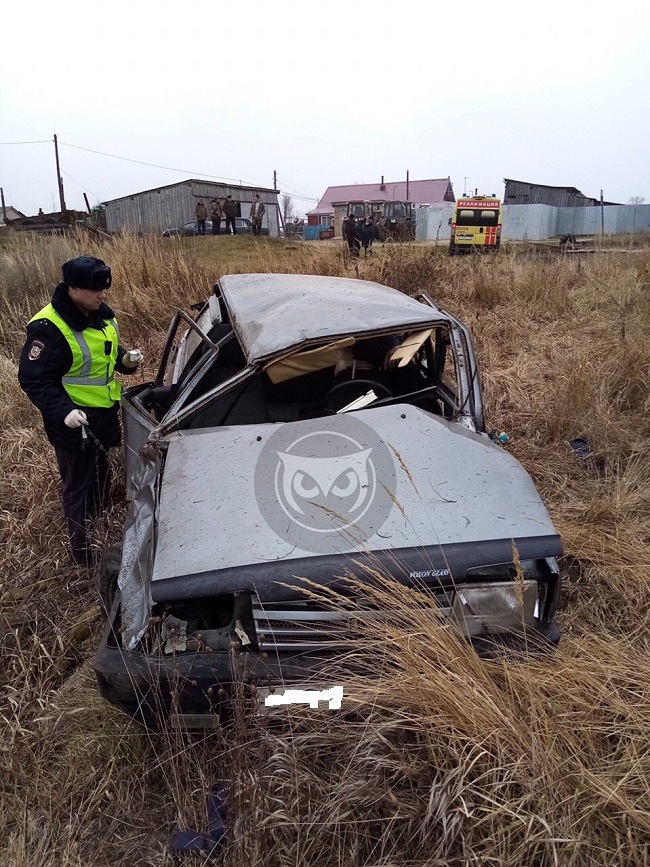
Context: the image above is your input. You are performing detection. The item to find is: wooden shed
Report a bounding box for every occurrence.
[104,179,280,236]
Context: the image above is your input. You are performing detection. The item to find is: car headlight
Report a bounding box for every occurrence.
[451,581,538,636]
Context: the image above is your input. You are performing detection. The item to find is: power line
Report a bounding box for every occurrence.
[59,141,261,188]
[282,191,319,203]
[278,184,317,200]
[61,169,101,201]
[278,190,319,204]
[279,193,320,205]
[1,137,320,204]
[274,173,318,197]
[275,174,319,201]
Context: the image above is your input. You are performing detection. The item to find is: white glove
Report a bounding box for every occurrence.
[122,349,143,369]
[64,409,88,428]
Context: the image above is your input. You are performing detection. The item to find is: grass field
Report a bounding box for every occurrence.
[1,230,650,866]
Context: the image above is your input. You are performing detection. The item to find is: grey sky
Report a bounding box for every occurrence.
[2,0,649,217]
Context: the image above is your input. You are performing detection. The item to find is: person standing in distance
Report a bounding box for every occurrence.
[210,198,222,235]
[195,200,208,235]
[343,213,361,258]
[249,194,266,236]
[223,195,238,235]
[361,217,375,256]
[18,256,142,566]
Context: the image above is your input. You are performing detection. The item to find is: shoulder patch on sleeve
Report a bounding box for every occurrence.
[28,339,46,361]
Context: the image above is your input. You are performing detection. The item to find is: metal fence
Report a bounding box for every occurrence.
[556,205,650,238]
[415,204,454,241]
[502,204,558,241]
[416,203,650,242]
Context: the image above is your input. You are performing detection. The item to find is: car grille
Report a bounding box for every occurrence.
[252,600,352,651]
[251,593,454,652]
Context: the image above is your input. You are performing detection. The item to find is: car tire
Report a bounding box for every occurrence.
[97,544,122,621]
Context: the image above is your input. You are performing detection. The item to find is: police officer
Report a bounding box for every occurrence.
[18,256,142,566]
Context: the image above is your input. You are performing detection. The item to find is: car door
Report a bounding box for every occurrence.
[415,294,485,433]
[121,298,223,495]
[434,314,485,432]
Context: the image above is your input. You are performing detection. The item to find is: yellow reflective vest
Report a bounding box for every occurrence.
[29,303,122,408]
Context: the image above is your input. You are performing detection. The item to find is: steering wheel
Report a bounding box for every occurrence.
[323,379,393,412]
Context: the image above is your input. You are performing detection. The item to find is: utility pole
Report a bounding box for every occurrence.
[53,134,67,213]
[274,169,285,234]
[406,170,410,201]
[600,189,605,237]
[83,193,92,214]
[0,187,7,223]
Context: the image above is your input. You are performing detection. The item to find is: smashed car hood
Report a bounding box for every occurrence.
[148,404,561,601]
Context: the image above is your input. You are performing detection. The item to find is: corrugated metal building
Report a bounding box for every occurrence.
[504,179,620,208]
[104,179,280,236]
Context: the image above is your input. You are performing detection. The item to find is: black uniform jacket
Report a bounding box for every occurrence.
[18,283,134,451]
[343,218,360,242]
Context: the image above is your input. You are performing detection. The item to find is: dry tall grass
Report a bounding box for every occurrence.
[1,231,649,865]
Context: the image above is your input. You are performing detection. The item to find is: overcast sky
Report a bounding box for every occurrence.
[2,0,649,217]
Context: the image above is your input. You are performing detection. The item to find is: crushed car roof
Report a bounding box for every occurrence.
[217,274,449,364]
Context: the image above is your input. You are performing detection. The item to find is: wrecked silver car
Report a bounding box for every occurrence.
[94,274,562,727]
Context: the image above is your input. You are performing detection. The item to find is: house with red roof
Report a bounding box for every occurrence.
[307,176,455,235]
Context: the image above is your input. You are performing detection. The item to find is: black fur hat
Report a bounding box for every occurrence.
[61,256,112,291]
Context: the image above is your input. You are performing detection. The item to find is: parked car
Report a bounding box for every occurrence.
[162,217,268,237]
[95,274,563,728]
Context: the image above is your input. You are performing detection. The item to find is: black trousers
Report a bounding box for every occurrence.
[347,237,361,257]
[225,216,237,234]
[197,219,206,235]
[54,446,111,565]
[211,217,221,235]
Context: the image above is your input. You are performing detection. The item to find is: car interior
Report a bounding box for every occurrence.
[130,301,463,431]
